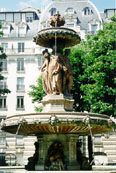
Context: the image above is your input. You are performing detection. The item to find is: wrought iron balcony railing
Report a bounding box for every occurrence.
[3,48,35,54]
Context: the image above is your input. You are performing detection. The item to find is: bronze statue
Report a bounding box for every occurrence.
[41,49,73,95]
[45,141,65,170]
[41,49,51,94]
[41,14,73,96]
[49,13,65,27]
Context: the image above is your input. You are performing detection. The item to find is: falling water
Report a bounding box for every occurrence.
[55,16,57,56]
[15,123,22,148]
[16,123,21,136]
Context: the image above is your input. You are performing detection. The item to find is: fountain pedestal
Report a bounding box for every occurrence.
[42,94,74,112]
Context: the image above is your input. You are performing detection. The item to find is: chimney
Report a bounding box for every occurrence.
[1,8,6,12]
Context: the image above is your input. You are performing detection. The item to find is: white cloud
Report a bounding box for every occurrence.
[30,0,37,3]
[40,0,51,9]
[18,0,51,10]
[19,2,30,8]
[19,0,37,9]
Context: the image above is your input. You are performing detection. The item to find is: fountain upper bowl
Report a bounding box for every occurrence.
[33,27,81,48]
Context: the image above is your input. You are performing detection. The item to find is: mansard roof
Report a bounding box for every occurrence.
[40,0,102,30]
[0,7,40,38]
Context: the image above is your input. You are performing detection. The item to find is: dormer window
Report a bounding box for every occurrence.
[18,26,25,36]
[50,8,57,16]
[66,8,74,14]
[26,17,33,23]
[17,22,28,37]
[83,7,93,16]
[2,23,10,36]
[26,13,33,22]
[91,24,98,34]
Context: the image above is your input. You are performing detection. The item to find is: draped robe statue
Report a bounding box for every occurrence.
[41,49,73,95]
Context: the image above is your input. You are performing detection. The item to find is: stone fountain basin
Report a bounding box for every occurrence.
[1,112,114,136]
[33,27,80,48]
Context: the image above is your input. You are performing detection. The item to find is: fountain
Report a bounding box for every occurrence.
[1,13,115,171]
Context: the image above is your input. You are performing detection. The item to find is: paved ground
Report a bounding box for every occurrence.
[0,171,116,173]
[0,166,116,173]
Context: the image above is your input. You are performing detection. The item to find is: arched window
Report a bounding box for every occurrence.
[50,8,57,16]
[83,7,93,16]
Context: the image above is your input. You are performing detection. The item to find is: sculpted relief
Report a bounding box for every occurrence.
[41,49,73,95]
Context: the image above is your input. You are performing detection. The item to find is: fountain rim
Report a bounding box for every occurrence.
[33,26,81,48]
[37,27,79,34]
[5,112,109,120]
[1,112,114,136]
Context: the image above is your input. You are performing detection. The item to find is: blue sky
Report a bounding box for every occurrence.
[0,0,115,12]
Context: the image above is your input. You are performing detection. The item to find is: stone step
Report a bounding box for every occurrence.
[0,169,115,173]
[105,152,116,155]
[103,141,116,145]
[108,156,116,160]
[102,138,116,141]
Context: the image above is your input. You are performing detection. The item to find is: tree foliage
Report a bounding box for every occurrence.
[69,16,116,116]
[0,23,10,95]
[29,76,46,103]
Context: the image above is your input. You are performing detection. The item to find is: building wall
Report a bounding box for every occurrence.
[0,7,42,165]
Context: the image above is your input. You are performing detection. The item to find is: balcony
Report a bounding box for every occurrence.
[4,48,36,55]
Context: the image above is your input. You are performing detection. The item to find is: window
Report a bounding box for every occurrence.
[91,24,98,34]
[17,78,24,91]
[18,43,24,53]
[2,26,9,35]
[50,8,56,16]
[26,13,33,22]
[18,26,26,37]
[0,137,6,146]
[0,96,7,109]
[67,24,74,28]
[0,13,5,21]
[1,43,8,52]
[17,96,24,109]
[26,17,33,22]
[14,13,20,22]
[83,7,93,16]
[6,13,13,22]
[17,58,24,71]
[0,78,7,89]
[1,59,7,71]
[66,8,74,14]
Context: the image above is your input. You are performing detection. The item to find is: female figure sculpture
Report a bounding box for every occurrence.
[41,48,73,95]
[41,13,74,96]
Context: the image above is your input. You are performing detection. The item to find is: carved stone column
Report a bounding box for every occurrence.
[67,134,80,170]
[35,135,46,171]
